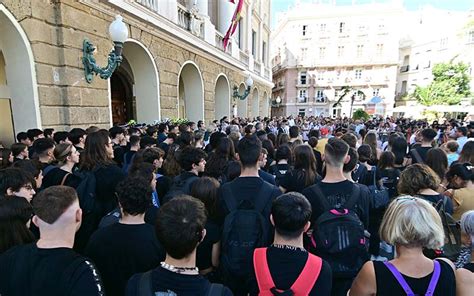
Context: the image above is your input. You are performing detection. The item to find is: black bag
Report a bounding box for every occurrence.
[162,174,199,204]
[220,184,273,278]
[307,184,368,277]
[432,197,461,261]
[74,168,99,214]
[367,167,390,209]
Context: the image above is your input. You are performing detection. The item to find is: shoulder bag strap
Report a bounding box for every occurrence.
[383,261,415,296]
[253,248,275,293]
[344,184,360,210]
[137,270,153,296]
[60,173,71,186]
[425,261,441,296]
[411,149,424,164]
[291,253,323,295]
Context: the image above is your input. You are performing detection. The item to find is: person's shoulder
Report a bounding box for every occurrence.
[0,242,33,260]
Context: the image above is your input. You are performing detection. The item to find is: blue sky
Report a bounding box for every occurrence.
[271,0,474,28]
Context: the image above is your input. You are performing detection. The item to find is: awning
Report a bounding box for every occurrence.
[368,96,383,104]
[426,105,474,113]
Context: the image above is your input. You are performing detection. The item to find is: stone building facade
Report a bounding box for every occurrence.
[0,0,273,146]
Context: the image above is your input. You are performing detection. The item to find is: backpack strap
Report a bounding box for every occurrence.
[383,261,441,296]
[207,283,225,296]
[410,149,424,164]
[343,184,360,210]
[254,183,275,214]
[372,166,378,187]
[290,253,323,295]
[222,184,238,212]
[253,248,275,292]
[137,270,153,296]
[426,261,441,296]
[310,184,332,211]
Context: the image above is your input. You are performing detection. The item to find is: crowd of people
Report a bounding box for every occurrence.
[0,114,473,296]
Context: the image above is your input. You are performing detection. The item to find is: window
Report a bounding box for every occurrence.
[401,81,407,94]
[337,46,344,57]
[300,47,308,60]
[299,71,307,85]
[425,50,431,68]
[373,88,380,96]
[302,25,307,36]
[356,45,364,58]
[319,47,326,59]
[316,89,325,102]
[237,18,243,48]
[376,44,384,56]
[320,23,326,32]
[317,71,325,81]
[262,41,267,63]
[468,30,474,43]
[252,30,257,56]
[355,69,362,80]
[439,38,448,49]
[339,22,345,33]
[298,90,307,103]
[299,109,306,117]
[336,70,341,79]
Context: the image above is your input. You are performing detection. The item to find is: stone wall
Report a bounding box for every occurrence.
[1,0,272,131]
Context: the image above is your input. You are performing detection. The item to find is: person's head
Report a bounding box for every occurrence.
[397,164,440,195]
[43,128,54,139]
[324,138,349,168]
[421,128,437,143]
[176,131,193,148]
[271,192,311,240]
[215,137,235,160]
[129,135,141,148]
[209,131,227,151]
[391,136,408,165]
[194,131,204,145]
[293,145,317,187]
[158,123,168,134]
[307,136,318,149]
[177,146,207,173]
[445,140,459,154]
[378,151,395,170]
[27,129,44,142]
[343,148,359,173]
[16,132,31,146]
[11,143,28,159]
[460,210,474,249]
[109,126,125,142]
[0,148,13,169]
[129,162,157,191]
[116,177,152,216]
[32,186,82,234]
[387,133,401,150]
[33,138,55,162]
[155,195,207,259]
[357,144,372,163]
[140,136,157,149]
[146,126,158,138]
[262,139,275,160]
[69,128,88,146]
[80,130,114,170]
[244,124,255,135]
[458,141,474,165]
[0,196,35,254]
[341,133,357,148]
[380,196,444,249]
[277,133,290,147]
[139,147,165,169]
[289,126,300,139]
[425,148,448,181]
[446,163,473,189]
[54,143,80,166]
[85,126,100,134]
[12,160,43,190]
[0,168,36,201]
[237,135,262,169]
[275,144,292,163]
[190,177,220,220]
[188,121,197,131]
[457,126,468,138]
[53,131,71,145]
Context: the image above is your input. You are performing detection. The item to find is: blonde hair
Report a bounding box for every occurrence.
[380,196,444,249]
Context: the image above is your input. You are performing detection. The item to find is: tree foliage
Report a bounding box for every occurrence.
[352,109,370,120]
[413,62,471,106]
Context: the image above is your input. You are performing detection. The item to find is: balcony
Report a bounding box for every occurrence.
[215,31,232,54]
[297,97,308,104]
[400,65,410,73]
[239,50,249,67]
[136,0,159,13]
[314,97,328,104]
[254,60,261,75]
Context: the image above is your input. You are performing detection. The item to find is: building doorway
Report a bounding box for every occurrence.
[110,70,134,125]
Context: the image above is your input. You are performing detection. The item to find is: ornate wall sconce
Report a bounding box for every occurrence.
[232,75,254,100]
[83,15,129,83]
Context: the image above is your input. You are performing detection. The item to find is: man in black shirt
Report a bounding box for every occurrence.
[110,126,127,166]
[250,192,332,295]
[32,138,55,172]
[0,186,103,296]
[85,177,165,296]
[69,128,87,154]
[410,128,436,164]
[126,196,232,295]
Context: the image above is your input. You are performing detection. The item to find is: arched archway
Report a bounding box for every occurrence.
[236,83,247,118]
[214,74,230,120]
[0,4,41,145]
[249,88,259,119]
[112,40,160,124]
[110,57,134,124]
[262,91,269,117]
[178,62,204,122]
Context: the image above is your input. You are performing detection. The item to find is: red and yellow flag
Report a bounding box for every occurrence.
[223,0,244,51]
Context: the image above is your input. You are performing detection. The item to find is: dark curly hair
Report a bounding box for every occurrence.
[116,177,153,216]
[397,164,440,195]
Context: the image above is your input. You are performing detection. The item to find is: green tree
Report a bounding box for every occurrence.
[412,62,471,106]
[352,109,370,120]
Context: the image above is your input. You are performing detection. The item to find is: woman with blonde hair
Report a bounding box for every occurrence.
[349,196,456,295]
[456,210,474,296]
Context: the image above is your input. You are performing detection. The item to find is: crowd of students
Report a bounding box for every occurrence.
[0,115,473,296]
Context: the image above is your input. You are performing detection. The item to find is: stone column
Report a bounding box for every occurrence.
[195,0,208,17]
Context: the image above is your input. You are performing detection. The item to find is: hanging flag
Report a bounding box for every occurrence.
[223,0,244,51]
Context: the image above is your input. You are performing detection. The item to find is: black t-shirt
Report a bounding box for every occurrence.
[0,243,103,296]
[196,219,221,270]
[259,169,276,185]
[463,262,474,272]
[279,169,320,193]
[302,180,370,228]
[113,144,127,167]
[313,150,323,176]
[417,193,454,214]
[84,223,165,296]
[41,167,82,190]
[379,168,401,199]
[249,246,332,296]
[373,260,455,296]
[410,146,431,164]
[125,266,233,296]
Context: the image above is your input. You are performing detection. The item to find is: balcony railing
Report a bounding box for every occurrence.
[315,97,328,104]
[297,97,308,103]
[177,4,191,32]
[136,0,159,13]
[215,31,232,54]
[239,50,249,67]
[254,60,261,74]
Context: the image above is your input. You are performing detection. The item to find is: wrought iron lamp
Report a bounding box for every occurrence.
[233,75,254,100]
[83,15,129,83]
[271,96,282,107]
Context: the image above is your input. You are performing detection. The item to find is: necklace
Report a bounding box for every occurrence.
[160,262,199,274]
[271,243,307,252]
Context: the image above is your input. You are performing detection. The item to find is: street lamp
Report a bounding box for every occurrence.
[233,75,254,100]
[83,15,129,83]
[271,96,282,107]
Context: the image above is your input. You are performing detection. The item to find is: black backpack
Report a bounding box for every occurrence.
[74,168,99,214]
[220,183,273,278]
[307,184,368,277]
[162,174,199,204]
